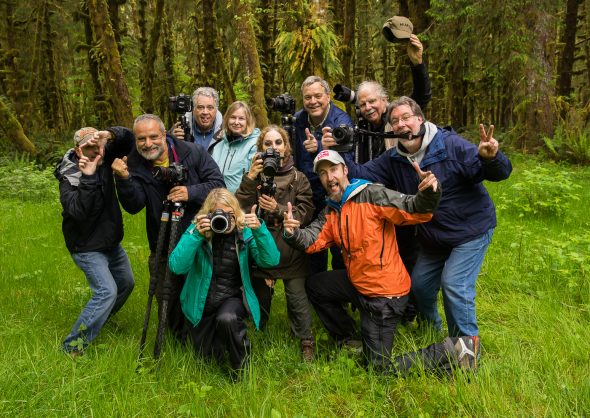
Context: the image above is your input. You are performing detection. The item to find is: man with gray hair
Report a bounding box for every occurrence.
[110,114,225,339]
[171,87,223,150]
[292,75,354,274]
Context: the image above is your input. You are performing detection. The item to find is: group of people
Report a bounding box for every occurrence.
[55,34,512,379]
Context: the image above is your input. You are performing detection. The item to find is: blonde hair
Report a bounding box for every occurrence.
[257,125,291,158]
[195,188,246,239]
[222,101,256,137]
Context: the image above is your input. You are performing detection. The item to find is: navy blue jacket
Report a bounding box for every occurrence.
[293,103,353,210]
[346,126,512,250]
[111,127,225,251]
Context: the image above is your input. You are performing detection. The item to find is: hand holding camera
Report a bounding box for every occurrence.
[247,154,264,180]
[321,126,337,149]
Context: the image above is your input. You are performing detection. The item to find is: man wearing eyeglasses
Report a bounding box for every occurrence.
[293,75,354,274]
[171,87,223,150]
[326,96,512,359]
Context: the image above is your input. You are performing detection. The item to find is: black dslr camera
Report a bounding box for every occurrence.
[169,93,193,141]
[333,84,356,104]
[266,93,296,115]
[152,163,188,186]
[331,124,357,153]
[258,147,282,177]
[207,209,233,234]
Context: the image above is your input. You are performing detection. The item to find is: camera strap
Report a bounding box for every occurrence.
[166,137,180,163]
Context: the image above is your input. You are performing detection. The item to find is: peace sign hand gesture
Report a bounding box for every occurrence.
[478,124,499,160]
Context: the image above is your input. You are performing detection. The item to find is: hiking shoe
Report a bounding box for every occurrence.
[301,339,315,362]
[451,336,480,370]
[339,338,363,355]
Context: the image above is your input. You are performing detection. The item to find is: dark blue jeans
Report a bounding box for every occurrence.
[63,244,134,352]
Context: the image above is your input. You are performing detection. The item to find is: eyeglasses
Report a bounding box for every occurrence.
[390,113,415,126]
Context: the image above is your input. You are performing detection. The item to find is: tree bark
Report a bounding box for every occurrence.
[88,0,134,126]
[556,0,581,97]
[0,97,36,154]
[233,0,268,127]
[141,0,164,113]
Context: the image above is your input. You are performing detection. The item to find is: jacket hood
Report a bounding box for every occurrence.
[54,149,81,186]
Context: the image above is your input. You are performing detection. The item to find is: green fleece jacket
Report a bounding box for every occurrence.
[168,221,280,329]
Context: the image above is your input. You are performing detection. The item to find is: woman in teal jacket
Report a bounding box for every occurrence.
[169,188,280,376]
[210,101,260,193]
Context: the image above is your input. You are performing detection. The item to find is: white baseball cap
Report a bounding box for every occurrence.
[313,150,346,173]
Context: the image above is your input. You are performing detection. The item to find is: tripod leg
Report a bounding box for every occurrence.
[154,203,185,360]
[138,202,171,360]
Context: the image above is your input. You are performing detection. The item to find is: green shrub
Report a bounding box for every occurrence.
[495,165,582,218]
[0,156,58,202]
[542,101,590,164]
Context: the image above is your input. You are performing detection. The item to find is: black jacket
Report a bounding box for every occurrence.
[111,127,225,251]
[54,135,133,253]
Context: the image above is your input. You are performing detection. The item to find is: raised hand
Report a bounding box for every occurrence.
[407,34,423,65]
[303,128,318,153]
[78,154,101,176]
[111,156,129,179]
[282,202,300,235]
[195,214,211,235]
[478,124,499,160]
[244,205,261,230]
[412,160,438,192]
[321,126,336,149]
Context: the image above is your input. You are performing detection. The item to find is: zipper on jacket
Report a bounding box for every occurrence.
[222,148,236,175]
[380,220,386,270]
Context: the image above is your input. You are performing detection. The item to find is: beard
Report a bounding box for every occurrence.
[138,144,164,161]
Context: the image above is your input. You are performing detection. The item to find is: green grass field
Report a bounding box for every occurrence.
[1,154,589,416]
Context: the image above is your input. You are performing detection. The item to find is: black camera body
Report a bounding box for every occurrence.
[168,94,193,114]
[259,147,282,177]
[266,94,296,115]
[331,124,357,153]
[333,84,356,104]
[152,163,188,186]
[207,209,232,234]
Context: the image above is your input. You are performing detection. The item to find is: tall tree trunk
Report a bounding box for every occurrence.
[341,0,355,89]
[108,0,124,56]
[556,0,581,97]
[233,0,268,127]
[81,0,110,125]
[162,5,177,127]
[40,0,64,131]
[0,97,36,154]
[141,0,164,114]
[88,0,134,126]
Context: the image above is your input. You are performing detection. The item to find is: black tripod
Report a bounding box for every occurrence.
[139,200,185,361]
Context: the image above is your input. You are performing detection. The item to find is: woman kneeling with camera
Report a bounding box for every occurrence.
[168,188,279,378]
[235,125,315,361]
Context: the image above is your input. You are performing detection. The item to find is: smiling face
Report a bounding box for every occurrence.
[302,82,330,123]
[357,87,388,126]
[134,119,168,163]
[317,161,349,201]
[193,95,217,132]
[389,104,424,154]
[227,107,248,136]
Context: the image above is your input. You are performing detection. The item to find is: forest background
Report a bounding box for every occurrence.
[0,0,589,161]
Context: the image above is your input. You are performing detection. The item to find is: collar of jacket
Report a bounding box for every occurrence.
[326,178,372,212]
[389,125,450,167]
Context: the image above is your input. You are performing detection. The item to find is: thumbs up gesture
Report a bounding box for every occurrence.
[244,204,261,230]
[412,160,438,192]
[112,156,129,179]
[282,202,301,235]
